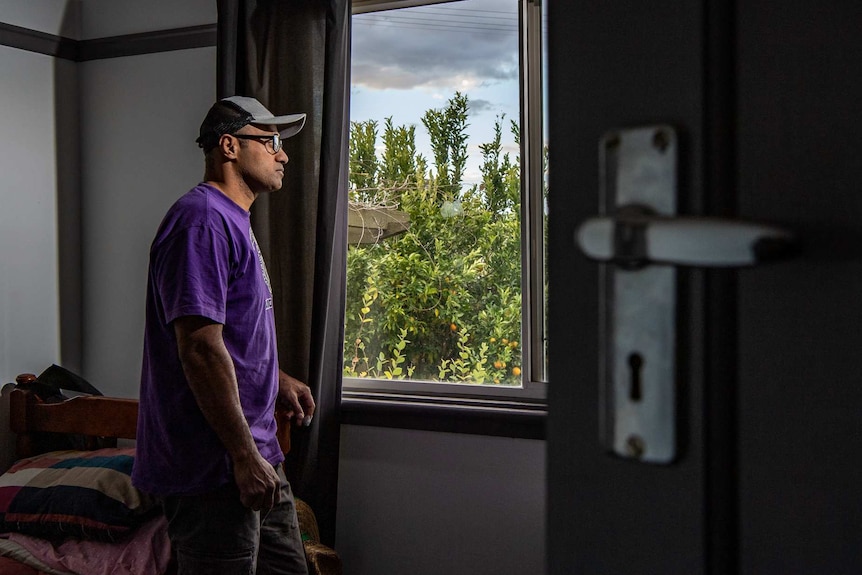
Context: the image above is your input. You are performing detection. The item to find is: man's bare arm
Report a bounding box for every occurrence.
[174,315,280,510]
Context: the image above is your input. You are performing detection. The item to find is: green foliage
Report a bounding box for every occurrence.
[345,92,524,385]
[349,119,379,201]
[421,92,469,201]
[380,117,419,186]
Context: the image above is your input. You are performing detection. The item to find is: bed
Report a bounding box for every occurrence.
[0,374,341,575]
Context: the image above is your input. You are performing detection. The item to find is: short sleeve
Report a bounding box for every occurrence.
[151,225,231,325]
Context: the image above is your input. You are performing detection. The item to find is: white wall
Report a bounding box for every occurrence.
[0,0,81,470]
[78,47,215,397]
[0,0,80,37]
[79,0,214,39]
[0,44,62,384]
[0,44,64,474]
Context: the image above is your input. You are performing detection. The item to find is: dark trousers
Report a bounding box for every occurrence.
[162,464,309,575]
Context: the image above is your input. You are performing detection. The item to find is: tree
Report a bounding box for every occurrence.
[421,91,469,201]
[349,119,378,202]
[345,92,523,385]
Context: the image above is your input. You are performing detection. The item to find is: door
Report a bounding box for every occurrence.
[547,1,862,574]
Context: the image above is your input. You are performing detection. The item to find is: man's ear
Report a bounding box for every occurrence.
[219,134,239,159]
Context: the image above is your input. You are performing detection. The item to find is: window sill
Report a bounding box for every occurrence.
[340,388,546,440]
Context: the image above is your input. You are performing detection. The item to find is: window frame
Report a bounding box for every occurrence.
[341,0,548,437]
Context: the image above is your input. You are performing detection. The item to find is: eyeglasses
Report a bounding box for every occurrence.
[231,133,282,154]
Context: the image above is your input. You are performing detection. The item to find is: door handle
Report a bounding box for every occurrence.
[579,125,798,464]
[576,206,798,269]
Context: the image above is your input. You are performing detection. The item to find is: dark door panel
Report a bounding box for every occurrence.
[548,0,861,573]
[737,1,862,571]
[547,2,710,573]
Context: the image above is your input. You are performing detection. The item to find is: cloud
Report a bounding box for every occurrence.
[468,98,498,115]
[351,0,519,93]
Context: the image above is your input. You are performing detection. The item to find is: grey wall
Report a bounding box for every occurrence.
[0,0,80,37]
[79,48,216,397]
[0,45,61,385]
[78,0,213,39]
[0,44,64,473]
[0,3,546,574]
[337,425,545,574]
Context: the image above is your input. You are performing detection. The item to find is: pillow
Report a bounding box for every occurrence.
[0,448,156,542]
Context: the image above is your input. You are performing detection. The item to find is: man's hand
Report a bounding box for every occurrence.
[232,451,282,511]
[277,369,316,426]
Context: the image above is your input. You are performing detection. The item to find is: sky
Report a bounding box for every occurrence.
[349,0,521,187]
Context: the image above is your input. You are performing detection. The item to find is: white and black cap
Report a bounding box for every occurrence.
[196,95,306,152]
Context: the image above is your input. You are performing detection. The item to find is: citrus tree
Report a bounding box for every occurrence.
[344,92,523,384]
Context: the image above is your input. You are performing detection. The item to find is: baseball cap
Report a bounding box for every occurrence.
[196,95,306,152]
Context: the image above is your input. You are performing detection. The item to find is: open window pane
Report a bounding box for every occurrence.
[345,0,541,389]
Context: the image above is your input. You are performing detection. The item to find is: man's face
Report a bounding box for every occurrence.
[233,124,289,193]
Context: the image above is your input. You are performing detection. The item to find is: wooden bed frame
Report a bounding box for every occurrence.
[9,373,291,460]
[10,374,138,459]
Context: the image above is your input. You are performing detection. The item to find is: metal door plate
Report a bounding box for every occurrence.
[598,126,677,464]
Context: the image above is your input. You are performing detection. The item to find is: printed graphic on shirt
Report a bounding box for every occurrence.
[250,227,274,310]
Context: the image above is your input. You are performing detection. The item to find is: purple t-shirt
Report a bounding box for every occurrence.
[132,183,283,496]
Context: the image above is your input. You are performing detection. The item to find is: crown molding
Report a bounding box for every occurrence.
[0,22,78,59]
[0,22,216,62]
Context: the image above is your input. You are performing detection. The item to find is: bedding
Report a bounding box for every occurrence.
[4,514,171,575]
[0,448,156,542]
[0,555,47,575]
[0,538,65,574]
[0,444,171,575]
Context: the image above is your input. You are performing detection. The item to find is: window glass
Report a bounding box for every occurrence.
[346,0,539,388]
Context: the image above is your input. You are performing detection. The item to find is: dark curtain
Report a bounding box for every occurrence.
[216,0,349,545]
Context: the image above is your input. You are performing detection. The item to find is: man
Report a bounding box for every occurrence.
[132,96,316,575]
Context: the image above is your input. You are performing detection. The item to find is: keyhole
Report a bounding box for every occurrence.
[628,352,644,401]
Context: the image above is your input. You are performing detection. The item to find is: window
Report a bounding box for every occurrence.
[343,0,547,417]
